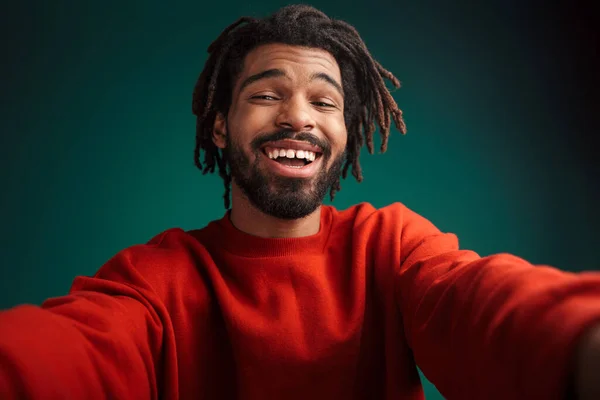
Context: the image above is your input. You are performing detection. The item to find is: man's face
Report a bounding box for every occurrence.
[213,43,348,219]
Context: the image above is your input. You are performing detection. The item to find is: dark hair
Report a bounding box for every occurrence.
[192,4,407,208]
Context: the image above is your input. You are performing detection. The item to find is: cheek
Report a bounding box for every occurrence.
[326,116,348,155]
[228,107,278,148]
[232,103,275,127]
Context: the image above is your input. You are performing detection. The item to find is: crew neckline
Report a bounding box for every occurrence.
[191,205,334,258]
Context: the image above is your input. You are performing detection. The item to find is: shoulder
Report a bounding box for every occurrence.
[327,202,447,244]
[85,228,210,296]
[111,228,204,266]
[327,201,420,228]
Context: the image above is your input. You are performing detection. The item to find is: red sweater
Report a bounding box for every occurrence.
[1,202,600,399]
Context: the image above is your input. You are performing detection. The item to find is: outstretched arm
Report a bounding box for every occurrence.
[0,250,176,399]
[394,204,600,399]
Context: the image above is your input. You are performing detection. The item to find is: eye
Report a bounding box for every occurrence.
[251,95,279,101]
[312,101,336,108]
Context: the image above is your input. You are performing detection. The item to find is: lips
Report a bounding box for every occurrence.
[260,148,323,179]
[259,139,323,155]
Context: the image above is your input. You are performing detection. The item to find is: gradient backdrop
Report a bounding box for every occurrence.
[1,0,598,398]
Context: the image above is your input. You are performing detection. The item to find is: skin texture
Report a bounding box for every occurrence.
[212,43,348,238]
[574,322,600,400]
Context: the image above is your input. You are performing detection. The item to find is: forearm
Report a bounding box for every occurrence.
[573,322,600,400]
[0,291,161,399]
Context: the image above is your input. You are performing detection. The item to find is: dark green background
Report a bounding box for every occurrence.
[1,1,598,398]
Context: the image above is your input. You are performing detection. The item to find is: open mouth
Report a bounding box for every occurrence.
[261,146,323,169]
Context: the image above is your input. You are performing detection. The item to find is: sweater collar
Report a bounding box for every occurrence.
[194,205,334,258]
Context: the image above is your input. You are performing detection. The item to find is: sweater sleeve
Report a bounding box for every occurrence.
[0,244,174,399]
[394,204,600,399]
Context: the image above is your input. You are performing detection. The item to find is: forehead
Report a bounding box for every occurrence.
[239,43,342,83]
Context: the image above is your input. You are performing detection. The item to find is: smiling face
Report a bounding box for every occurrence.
[213,43,348,219]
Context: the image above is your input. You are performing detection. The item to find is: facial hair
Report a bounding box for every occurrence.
[224,129,345,220]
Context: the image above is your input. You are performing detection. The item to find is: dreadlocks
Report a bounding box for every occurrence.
[192,4,407,209]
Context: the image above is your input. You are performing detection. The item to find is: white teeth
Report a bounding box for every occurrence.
[265,147,318,161]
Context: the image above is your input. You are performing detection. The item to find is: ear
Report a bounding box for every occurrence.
[212,113,227,149]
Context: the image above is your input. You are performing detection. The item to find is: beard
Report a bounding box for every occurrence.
[224,129,345,220]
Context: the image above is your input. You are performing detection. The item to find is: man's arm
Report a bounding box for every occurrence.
[393,204,600,399]
[0,249,176,399]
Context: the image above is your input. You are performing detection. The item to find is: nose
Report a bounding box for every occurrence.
[275,97,316,132]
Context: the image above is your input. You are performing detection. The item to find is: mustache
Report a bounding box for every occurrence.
[251,130,331,157]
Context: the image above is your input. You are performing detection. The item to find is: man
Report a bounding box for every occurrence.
[1,4,599,399]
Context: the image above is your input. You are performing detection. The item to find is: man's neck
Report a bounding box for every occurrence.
[228,184,322,238]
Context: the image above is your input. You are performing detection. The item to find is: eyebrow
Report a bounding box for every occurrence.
[238,68,344,98]
[238,69,287,93]
[309,72,344,98]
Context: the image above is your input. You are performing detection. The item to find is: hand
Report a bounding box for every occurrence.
[573,322,600,400]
